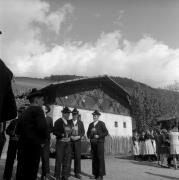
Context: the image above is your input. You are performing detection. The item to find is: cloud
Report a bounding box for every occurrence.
[0,0,73,67]
[45,3,74,34]
[0,0,179,88]
[113,10,124,26]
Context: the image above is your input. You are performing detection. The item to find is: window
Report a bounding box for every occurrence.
[123,122,126,128]
[114,121,118,127]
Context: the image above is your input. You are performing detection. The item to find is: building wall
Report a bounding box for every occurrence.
[51,105,132,137]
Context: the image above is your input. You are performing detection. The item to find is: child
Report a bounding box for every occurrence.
[132,130,139,160]
[144,130,155,161]
[139,131,145,161]
[160,129,170,167]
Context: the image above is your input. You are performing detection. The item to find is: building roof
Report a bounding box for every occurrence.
[40,75,131,110]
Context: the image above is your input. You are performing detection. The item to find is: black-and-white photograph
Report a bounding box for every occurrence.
[0,0,179,180]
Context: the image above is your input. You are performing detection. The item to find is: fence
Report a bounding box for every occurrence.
[105,136,132,155]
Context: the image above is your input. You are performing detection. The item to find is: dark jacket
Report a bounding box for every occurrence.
[46,116,53,140]
[144,134,151,140]
[0,59,17,122]
[87,121,108,143]
[139,135,145,142]
[53,118,72,139]
[16,106,48,145]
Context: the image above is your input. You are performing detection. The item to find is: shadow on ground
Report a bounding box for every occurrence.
[130,160,164,168]
[114,155,167,169]
[115,155,133,160]
[146,172,179,180]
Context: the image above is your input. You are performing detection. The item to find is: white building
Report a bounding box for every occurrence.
[52,105,132,137]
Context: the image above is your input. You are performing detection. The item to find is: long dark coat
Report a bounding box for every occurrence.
[87,121,108,178]
[0,59,17,122]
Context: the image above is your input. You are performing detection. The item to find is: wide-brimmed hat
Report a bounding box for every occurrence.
[61,106,71,114]
[27,88,43,100]
[92,110,101,116]
[72,108,79,115]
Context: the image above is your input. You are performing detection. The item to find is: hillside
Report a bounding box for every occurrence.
[41,75,179,131]
[13,77,54,96]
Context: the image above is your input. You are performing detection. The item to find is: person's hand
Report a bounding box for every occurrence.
[63,137,70,142]
[71,136,75,140]
[50,147,55,153]
[75,136,80,140]
[71,136,80,140]
[94,135,99,139]
[50,133,55,139]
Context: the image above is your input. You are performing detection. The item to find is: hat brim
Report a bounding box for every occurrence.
[72,112,79,115]
[92,113,101,116]
[27,92,43,99]
[61,110,71,113]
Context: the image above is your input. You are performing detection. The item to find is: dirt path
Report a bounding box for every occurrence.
[1,156,179,180]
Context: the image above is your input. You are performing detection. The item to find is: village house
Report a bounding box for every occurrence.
[41,75,132,154]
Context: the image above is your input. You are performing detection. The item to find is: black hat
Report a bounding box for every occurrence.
[27,88,43,100]
[92,110,101,116]
[61,106,71,114]
[72,108,79,115]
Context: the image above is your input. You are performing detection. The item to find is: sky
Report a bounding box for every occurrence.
[0,0,179,88]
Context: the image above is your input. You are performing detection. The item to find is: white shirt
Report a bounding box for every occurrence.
[62,117,67,125]
[73,120,78,126]
[93,120,99,127]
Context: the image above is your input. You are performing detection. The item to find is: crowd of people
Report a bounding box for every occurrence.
[1,88,109,180]
[132,125,179,169]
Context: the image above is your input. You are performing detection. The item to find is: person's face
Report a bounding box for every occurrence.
[63,112,70,120]
[72,114,78,121]
[93,114,99,122]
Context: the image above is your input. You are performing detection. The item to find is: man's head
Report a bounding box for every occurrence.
[61,106,71,120]
[27,88,44,106]
[72,108,79,121]
[92,110,101,122]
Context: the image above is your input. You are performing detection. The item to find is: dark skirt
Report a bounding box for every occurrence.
[160,145,170,155]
